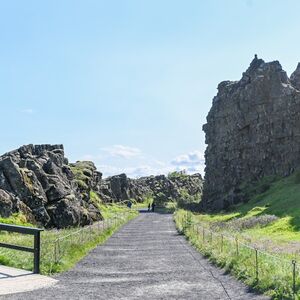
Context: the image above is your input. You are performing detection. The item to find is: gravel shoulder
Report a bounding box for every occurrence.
[1,212,269,299]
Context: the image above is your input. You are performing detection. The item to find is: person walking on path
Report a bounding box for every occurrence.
[147,203,151,212]
[127,200,132,209]
[151,202,156,212]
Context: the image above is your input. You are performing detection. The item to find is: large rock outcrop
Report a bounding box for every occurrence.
[0,145,102,228]
[201,56,300,211]
[98,172,203,204]
[0,144,203,227]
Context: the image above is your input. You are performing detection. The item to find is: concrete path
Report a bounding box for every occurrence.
[1,212,269,299]
[0,265,57,295]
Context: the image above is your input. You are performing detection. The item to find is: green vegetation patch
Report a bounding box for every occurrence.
[69,161,96,190]
[174,171,300,298]
[174,210,297,299]
[0,203,138,275]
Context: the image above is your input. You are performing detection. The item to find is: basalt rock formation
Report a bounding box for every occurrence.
[98,172,203,204]
[201,56,300,211]
[0,144,203,227]
[0,145,102,228]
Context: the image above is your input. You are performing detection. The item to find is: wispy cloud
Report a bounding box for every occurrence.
[85,148,205,178]
[22,108,35,114]
[171,150,204,166]
[98,163,173,179]
[101,145,141,159]
[171,150,205,175]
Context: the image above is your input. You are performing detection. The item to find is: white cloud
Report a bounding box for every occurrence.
[171,150,205,166]
[101,145,141,159]
[22,108,34,114]
[98,164,163,178]
[92,149,205,178]
[171,150,205,175]
[97,164,125,176]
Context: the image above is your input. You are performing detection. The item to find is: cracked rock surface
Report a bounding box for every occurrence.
[202,56,300,211]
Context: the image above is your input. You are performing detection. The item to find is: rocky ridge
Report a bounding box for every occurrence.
[99,172,203,204]
[202,56,300,211]
[0,145,102,228]
[0,144,203,228]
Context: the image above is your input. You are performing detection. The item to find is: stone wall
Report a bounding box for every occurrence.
[201,56,300,211]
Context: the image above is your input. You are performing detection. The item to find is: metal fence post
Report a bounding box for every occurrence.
[221,234,223,253]
[292,260,296,295]
[255,248,259,282]
[54,240,58,263]
[186,211,188,227]
[89,225,92,240]
[235,237,239,256]
[33,231,41,274]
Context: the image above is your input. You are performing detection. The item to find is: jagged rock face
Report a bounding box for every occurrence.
[202,57,300,211]
[69,161,103,202]
[98,172,203,204]
[98,173,151,203]
[0,144,203,226]
[0,145,102,228]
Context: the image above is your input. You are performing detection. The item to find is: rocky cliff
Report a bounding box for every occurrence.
[97,172,203,205]
[0,145,102,228]
[0,144,203,227]
[201,56,300,211]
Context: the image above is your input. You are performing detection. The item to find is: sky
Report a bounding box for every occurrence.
[1,0,300,178]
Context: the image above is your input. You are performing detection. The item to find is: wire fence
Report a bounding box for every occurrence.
[178,213,299,299]
[40,211,134,274]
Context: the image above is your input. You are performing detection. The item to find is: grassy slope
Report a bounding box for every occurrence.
[196,171,300,246]
[174,172,300,299]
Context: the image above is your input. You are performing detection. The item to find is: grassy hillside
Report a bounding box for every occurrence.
[175,171,300,299]
[197,171,300,248]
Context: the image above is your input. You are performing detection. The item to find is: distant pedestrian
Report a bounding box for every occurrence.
[127,200,132,209]
[148,203,151,212]
[151,202,156,212]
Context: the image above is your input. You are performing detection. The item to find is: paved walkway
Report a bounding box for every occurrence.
[1,212,269,299]
[0,265,57,296]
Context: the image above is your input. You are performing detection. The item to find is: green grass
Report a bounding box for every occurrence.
[0,213,34,227]
[98,202,136,218]
[196,171,300,245]
[69,161,95,190]
[174,171,300,299]
[175,210,297,299]
[0,204,138,275]
[130,196,153,209]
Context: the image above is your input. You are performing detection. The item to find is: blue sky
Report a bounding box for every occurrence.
[1,0,300,177]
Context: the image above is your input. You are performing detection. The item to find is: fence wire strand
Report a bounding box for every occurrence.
[179,214,299,298]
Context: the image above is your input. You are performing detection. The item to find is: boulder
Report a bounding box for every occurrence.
[0,145,103,228]
[0,189,14,217]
